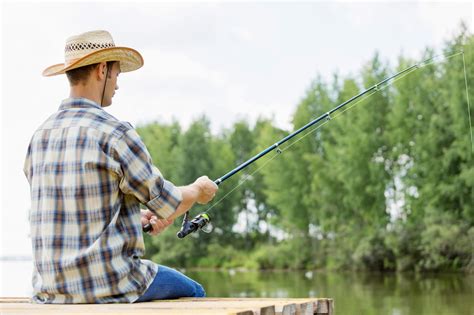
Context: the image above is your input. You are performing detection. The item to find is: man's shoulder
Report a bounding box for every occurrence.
[36,106,135,140]
[91,109,135,139]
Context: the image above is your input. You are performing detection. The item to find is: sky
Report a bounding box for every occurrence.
[0,0,472,259]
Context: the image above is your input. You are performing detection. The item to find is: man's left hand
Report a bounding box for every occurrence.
[141,209,174,236]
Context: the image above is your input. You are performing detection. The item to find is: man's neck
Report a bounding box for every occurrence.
[69,84,102,106]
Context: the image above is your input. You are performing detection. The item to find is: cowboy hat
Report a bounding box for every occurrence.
[42,30,143,77]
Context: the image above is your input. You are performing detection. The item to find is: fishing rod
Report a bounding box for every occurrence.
[143,52,464,238]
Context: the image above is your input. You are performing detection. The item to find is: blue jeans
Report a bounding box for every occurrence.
[135,265,206,302]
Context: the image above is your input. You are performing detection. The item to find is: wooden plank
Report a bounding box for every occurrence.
[327,299,334,315]
[187,298,333,315]
[135,300,278,314]
[295,302,313,315]
[314,299,334,315]
[0,302,260,315]
[0,305,263,315]
[178,298,329,315]
[260,305,277,315]
[0,297,29,303]
[0,299,273,315]
[277,303,296,315]
[0,297,333,315]
[315,299,328,314]
[0,310,255,315]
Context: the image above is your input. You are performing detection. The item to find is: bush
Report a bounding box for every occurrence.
[249,238,312,270]
[419,213,474,272]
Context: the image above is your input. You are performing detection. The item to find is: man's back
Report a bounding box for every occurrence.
[24,98,162,303]
[27,30,218,304]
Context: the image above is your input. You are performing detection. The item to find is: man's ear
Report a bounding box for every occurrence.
[97,62,107,80]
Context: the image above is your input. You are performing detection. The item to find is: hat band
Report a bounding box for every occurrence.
[65,42,115,52]
[64,41,116,66]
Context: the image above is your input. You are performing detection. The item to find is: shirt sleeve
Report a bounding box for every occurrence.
[112,128,182,219]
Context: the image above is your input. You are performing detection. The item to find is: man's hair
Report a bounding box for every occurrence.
[66,61,116,86]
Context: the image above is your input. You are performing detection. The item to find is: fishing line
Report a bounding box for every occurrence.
[203,50,467,217]
[201,88,377,216]
[142,50,469,236]
[462,52,473,154]
[279,67,419,154]
[203,75,401,216]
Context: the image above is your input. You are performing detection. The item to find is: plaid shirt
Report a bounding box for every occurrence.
[23,98,182,303]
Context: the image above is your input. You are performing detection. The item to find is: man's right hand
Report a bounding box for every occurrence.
[166,176,219,221]
[193,176,218,204]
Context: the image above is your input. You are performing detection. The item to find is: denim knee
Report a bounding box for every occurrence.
[194,283,206,297]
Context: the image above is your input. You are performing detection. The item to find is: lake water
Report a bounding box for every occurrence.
[187,270,474,315]
[2,261,473,314]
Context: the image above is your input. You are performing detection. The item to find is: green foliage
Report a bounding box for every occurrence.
[250,238,312,270]
[137,29,474,273]
[196,243,251,269]
[418,213,473,271]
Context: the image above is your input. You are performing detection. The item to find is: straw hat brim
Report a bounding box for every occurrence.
[42,47,144,77]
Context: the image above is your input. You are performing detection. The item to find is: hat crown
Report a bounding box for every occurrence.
[64,30,116,66]
[43,30,143,77]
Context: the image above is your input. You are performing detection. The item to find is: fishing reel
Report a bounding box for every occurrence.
[177,212,213,238]
[142,212,212,238]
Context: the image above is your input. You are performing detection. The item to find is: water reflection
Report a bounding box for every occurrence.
[187,270,474,315]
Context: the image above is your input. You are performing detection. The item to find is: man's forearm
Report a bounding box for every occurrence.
[166,184,200,221]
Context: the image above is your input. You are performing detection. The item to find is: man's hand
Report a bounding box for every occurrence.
[193,176,219,204]
[166,175,219,221]
[141,209,174,236]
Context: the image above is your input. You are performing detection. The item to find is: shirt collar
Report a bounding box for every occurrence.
[59,98,102,110]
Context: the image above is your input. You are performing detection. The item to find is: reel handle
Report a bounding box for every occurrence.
[143,222,153,233]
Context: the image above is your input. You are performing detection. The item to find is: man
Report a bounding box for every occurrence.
[23,30,218,303]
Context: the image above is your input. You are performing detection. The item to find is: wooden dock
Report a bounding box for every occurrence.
[0,297,333,315]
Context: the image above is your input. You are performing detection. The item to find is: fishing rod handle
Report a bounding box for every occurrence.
[143,178,222,233]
